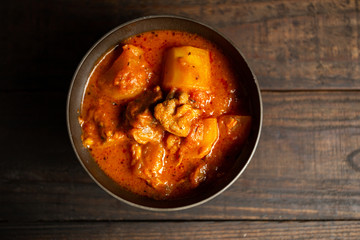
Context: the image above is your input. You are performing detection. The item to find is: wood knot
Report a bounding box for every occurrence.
[346,149,360,172]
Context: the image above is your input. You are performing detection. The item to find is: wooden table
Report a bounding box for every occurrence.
[2,0,360,239]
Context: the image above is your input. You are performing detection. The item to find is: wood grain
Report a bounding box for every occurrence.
[2,91,360,221]
[1,0,359,91]
[2,0,360,237]
[1,221,360,240]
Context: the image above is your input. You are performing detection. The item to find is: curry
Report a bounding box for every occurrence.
[79,30,251,199]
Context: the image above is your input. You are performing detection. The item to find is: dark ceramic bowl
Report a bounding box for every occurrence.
[67,15,262,211]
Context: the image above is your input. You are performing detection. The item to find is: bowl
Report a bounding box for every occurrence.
[67,15,262,211]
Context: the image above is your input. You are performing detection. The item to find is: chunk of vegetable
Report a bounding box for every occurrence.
[98,44,151,100]
[180,118,219,160]
[162,46,211,91]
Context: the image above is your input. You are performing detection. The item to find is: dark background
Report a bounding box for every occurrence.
[2,0,360,239]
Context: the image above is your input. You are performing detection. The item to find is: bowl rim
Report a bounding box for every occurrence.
[66,14,263,211]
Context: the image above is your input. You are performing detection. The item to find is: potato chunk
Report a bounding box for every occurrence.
[162,46,211,91]
[98,44,152,100]
[179,118,219,160]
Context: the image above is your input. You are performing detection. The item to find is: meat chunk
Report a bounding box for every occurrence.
[126,86,164,144]
[131,142,168,189]
[179,118,219,160]
[154,91,201,137]
[126,86,162,124]
[81,100,126,147]
[128,109,163,144]
[98,44,152,100]
[165,134,181,155]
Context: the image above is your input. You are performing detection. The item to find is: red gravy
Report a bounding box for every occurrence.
[79,30,251,199]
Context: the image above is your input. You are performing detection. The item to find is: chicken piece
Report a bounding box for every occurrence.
[98,44,152,100]
[165,134,181,155]
[128,109,163,144]
[92,105,116,140]
[131,142,167,189]
[179,118,219,160]
[126,86,162,124]
[81,119,126,147]
[126,86,164,144]
[154,91,201,137]
[81,100,127,146]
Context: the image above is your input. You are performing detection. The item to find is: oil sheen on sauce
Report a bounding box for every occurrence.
[80,30,251,200]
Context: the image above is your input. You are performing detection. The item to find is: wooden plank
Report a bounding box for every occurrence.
[2,91,360,221]
[1,221,360,240]
[1,0,359,91]
[226,91,360,220]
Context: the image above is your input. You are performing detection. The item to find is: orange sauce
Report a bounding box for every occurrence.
[80,30,251,199]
